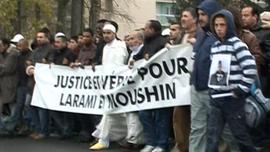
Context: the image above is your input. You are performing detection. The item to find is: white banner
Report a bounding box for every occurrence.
[31,44,193,114]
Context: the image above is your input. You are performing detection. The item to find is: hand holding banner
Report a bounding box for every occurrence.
[31,44,193,114]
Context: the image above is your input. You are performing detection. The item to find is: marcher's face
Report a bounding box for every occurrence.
[241,7,257,29]
[54,38,66,49]
[214,17,227,41]
[83,32,93,45]
[77,35,84,47]
[169,24,181,41]
[17,42,28,52]
[128,31,142,48]
[68,39,78,51]
[144,22,154,38]
[96,23,105,38]
[181,11,196,30]
[198,10,208,28]
[103,30,115,43]
[36,32,48,46]
[124,35,131,47]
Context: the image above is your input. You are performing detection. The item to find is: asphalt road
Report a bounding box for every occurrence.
[0,136,270,152]
[0,136,138,152]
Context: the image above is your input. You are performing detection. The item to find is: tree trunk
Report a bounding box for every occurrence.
[17,0,22,33]
[56,0,70,32]
[71,0,83,36]
[105,0,113,19]
[89,0,101,31]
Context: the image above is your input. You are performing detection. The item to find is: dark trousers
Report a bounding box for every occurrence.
[5,86,29,131]
[206,96,256,152]
[76,113,98,140]
[139,108,172,150]
[31,106,49,135]
[50,111,73,137]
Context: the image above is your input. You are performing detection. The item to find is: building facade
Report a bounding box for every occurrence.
[96,0,178,39]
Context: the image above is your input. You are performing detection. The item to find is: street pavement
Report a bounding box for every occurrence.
[0,136,270,152]
[0,136,138,152]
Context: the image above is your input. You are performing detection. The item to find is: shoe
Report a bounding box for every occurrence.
[152,147,165,152]
[17,125,31,136]
[118,140,143,149]
[76,134,94,143]
[118,140,132,148]
[170,146,180,152]
[0,128,12,137]
[29,132,38,139]
[140,145,155,152]
[89,139,98,147]
[89,142,109,150]
[32,133,46,140]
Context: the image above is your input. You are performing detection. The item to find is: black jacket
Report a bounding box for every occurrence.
[133,34,167,60]
[17,50,32,87]
[30,43,54,64]
[48,47,77,65]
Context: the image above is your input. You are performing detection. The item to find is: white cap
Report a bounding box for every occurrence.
[162,28,170,36]
[55,32,66,39]
[260,11,270,21]
[260,11,270,29]
[11,34,24,43]
[103,24,116,33]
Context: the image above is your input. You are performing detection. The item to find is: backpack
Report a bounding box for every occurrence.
[245,84,270,128]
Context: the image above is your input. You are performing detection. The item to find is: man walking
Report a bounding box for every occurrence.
[189,1,222,152]
[206,9,257,152]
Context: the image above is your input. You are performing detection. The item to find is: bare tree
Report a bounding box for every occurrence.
[56,0,70,32]
[85,0,135,32]
[176,0,269,12]
[71,0,83,36]
[89,0,101,31]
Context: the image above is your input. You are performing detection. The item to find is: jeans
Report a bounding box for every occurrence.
[5,86,29,131]
[24,94,33,128]
[50,111,73,137]
[139,108,172,150]
[206,96,257,152]
[77,113,97,139]
[31,106,49,136]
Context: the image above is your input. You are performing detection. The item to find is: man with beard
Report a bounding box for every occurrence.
[135,20,169,152]
[3,39,32,134]
[189,1,222,152]
[172,7,197,152]
[26,28,54,140]
[118,30,145,148]
[241,6,270,97]
[69,28,98,143]
[0,38,19,133]
[90,22,129,150]
[47,35,77,139]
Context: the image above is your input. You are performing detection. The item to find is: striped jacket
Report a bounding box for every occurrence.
[209,36,257,98]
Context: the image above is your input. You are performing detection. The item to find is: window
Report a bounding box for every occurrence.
[156,2,178,27]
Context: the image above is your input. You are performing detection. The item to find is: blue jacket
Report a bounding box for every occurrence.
[191,0,222,91]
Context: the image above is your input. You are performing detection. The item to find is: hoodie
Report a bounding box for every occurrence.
[209,9,257,98]
[197,0,222,32]
[210,9,236,40]
[191,0,222,91]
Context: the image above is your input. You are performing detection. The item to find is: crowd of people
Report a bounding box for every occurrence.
[0,0,270,152]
